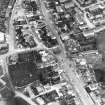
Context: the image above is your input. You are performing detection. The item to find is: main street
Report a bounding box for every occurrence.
[40,0,96,105]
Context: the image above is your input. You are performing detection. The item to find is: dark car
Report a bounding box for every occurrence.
[0,43,9,55]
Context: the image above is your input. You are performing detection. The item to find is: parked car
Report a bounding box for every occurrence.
[0,43,9,55]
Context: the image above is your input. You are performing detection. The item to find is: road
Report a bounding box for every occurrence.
[62,59,95,105]
[40,1,96,105]
[15,91,37,105]
[8,0,20,52]
[39,0,65,50]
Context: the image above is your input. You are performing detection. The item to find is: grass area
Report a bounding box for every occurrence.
[8,62,38,87]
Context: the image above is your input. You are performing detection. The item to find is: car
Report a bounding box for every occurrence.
[0,43,9,55]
